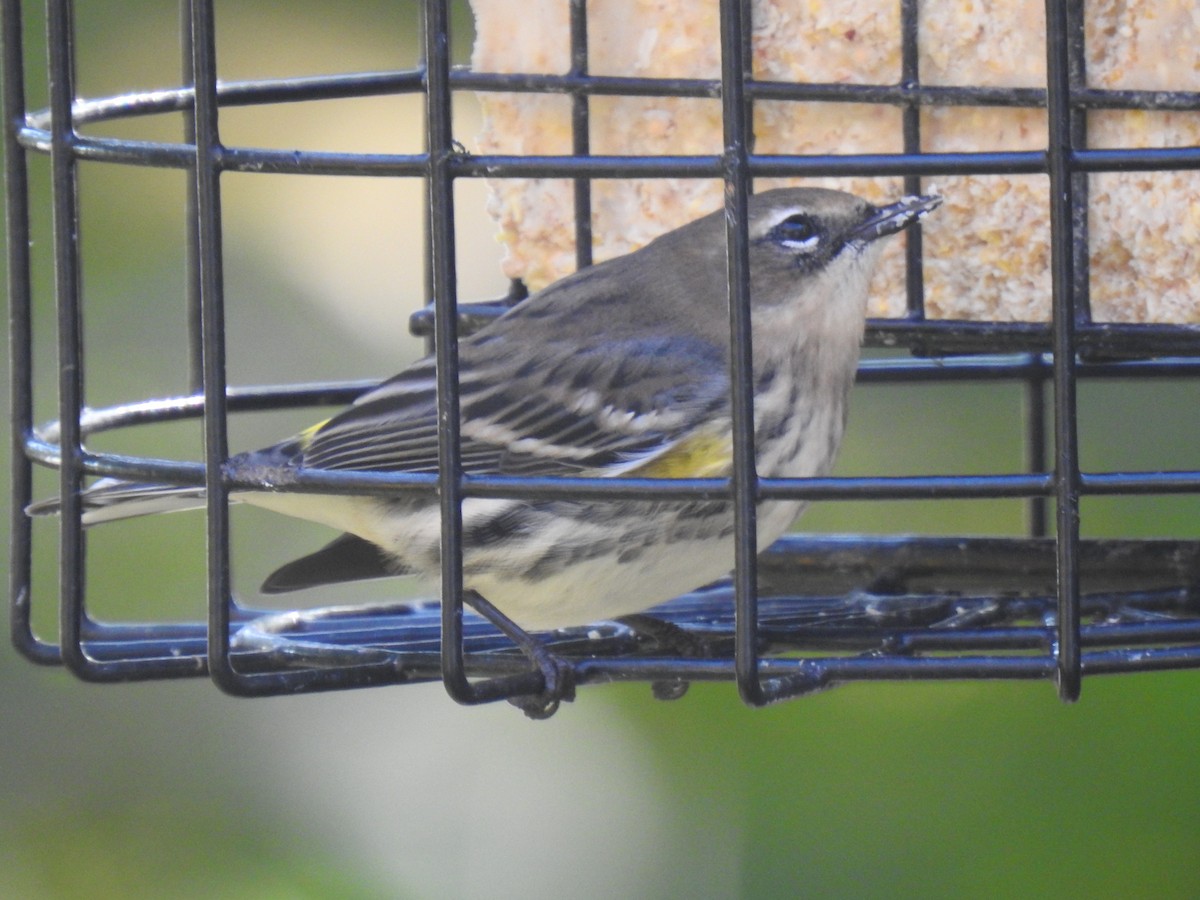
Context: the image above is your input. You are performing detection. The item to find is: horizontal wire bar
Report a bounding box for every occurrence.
[866,320,1200,356]
[856,354,1200,381]
[23,68,1200,135]
[23,437,1200,503]
[63,636,1200,687]
[22,126,1200,182]
[406,301,1200,354]
[28,352,1200,444]
[1082,471,1200,494]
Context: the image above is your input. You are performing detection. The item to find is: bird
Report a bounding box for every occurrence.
[33,186,940,712]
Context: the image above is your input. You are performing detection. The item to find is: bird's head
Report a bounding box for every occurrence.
[744,187,940,313]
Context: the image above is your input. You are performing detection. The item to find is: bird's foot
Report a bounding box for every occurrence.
[617,614,726,702]
[617,614,719,658]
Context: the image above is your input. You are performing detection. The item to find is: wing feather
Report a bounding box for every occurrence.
[294,329,730,480]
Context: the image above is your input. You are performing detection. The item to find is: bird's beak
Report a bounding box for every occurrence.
[851,194,942,243]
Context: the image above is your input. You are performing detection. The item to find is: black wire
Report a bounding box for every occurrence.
[2,0,56,664]
[1045,0,1083,700]
[6,0,1200,699]
[46,0,88,678]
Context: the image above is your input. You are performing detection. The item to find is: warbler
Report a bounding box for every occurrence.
[41,187,939,635]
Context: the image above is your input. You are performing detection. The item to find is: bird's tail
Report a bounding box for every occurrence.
[26,478,210,525]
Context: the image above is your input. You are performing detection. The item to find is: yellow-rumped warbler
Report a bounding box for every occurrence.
[38,187,938,643]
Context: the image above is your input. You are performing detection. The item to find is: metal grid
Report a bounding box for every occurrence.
[6,0,1200,708]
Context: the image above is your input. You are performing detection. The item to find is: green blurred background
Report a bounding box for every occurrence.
[3,2,1200,897]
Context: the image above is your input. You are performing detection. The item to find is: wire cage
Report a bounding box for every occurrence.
[6,0,1200,714]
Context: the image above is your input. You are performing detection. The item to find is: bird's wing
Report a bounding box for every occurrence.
[295,333,730,479]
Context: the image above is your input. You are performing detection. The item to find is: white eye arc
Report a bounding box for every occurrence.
[770,212,822,252]
[779,234,820,251]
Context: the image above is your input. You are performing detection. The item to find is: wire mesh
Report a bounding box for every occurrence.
[5,0,1200,709]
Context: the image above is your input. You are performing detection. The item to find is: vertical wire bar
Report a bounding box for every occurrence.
[1025,1,1087,541]
[425,0,536,704]
[418,3,434,358]
[46,0,91,677]
[739,0,754,154]
[4,0,57,662]
[568,0,592,270]
[1066,0,1091,329]
[188,0,238,692]
[180,0,203,392]
[1044,0,1082,701]
[899,0,927,319]
[719,0,766,706]
[1024,355,1049,537]
[423,0,473,703]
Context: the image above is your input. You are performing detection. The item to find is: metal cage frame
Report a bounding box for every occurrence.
[6,0,1200,710]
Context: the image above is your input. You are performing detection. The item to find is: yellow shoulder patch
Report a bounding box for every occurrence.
[631,431,732,479]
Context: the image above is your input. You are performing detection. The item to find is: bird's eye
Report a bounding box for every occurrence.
[772,214,819,249]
